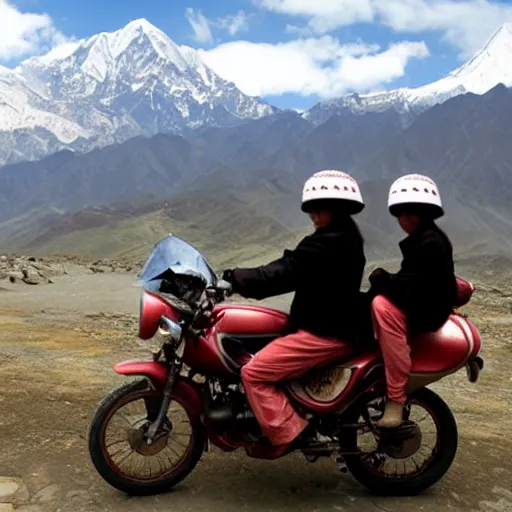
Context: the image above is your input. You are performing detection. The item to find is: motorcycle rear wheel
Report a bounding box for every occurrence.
[342,387,458,496]
[88,379,205,496]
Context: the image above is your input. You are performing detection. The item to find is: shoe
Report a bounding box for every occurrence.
[377,399,404,428]
[293,423,331,449]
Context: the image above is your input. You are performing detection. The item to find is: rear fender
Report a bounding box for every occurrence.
[113,361,203,417]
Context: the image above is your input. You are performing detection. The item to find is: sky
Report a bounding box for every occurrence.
[1,0,512,110]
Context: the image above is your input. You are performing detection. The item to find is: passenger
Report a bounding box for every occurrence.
[368,174,456,427]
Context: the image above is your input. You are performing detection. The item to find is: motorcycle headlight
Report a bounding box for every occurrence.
[158,316,184,355]
[136,315,184,355]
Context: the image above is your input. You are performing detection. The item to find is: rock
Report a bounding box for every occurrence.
[22,277,40,285]
[1,256,69,285]
[21,267,41,284]
[0,504,15,512]
[16,506,43,512]
[22,277,40,284]
[1,253,135,284]
[0,477,20,502]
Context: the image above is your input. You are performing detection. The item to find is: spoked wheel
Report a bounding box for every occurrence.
[342,387,458,496]
[88,379,205,496]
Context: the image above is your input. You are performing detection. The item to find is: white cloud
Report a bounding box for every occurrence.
[0,0,72,61]
[185,8,214,44]
[198,35,429,98]
[213,11,250,36]
[285,23,313,36]
[375,0,512,58]
[256,0,512,58]
[258,0,374,33]
[186,9,251,44]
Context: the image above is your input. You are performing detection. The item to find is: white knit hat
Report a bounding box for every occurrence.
[388,174,443,219]
[301,170,364,214]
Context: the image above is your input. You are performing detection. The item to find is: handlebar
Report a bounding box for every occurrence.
[204,280,232,299]
[190,280,233,332]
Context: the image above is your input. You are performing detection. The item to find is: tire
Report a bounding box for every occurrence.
[343,387,458,496]
[88,379,205,496]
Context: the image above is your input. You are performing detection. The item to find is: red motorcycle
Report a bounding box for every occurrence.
[88,234,483,497]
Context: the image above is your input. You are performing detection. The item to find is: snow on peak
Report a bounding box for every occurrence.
[0,64,15,76]
[16,41,82,71]
[409,22,512,101]
[0,18,275,166]
[447,22,512,92]
[17,18,194,83]
[124,18,157,33]
[104,18,191,71]
[19,18,196,84]
[305,22,512,123]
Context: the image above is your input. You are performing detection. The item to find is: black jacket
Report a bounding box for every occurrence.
[228,218,366,343]
[370,222,456,335]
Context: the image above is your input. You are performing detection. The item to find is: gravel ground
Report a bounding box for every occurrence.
[0,269,510,512]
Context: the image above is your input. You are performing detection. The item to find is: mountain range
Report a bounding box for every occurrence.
[1,82,512,263]
[1,20,512,167]
[1,20,512,264]
[304,22,512,126]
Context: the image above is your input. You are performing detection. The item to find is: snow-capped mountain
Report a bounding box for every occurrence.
[2,20,511,168]
[304,23,512,125]
[0,19,276,166]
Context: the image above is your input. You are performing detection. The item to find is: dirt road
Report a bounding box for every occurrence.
[0,269,511,512]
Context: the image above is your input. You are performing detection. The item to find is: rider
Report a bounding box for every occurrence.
[221,170,366,452]
[368,174,457,428]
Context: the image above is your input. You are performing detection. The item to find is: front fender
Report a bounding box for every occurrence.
[113,360,203,418]
[114,360,168,386]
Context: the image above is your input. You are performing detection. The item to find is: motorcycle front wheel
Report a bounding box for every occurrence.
[88,379,205,496]
[342,387,458,496]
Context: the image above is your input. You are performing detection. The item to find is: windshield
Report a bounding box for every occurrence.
[138,234,217,293]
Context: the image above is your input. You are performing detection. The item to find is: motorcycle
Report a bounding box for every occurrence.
[88,234,484,497]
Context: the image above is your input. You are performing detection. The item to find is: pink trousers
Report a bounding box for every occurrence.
[240,330,353,446]
[371,295,410,404]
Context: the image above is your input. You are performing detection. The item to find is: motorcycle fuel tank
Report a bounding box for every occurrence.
[213,304,289,336]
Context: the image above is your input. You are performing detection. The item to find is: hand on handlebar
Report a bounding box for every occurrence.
[204,280,233,304]
[193,281,233,332]
[216,279,233,297]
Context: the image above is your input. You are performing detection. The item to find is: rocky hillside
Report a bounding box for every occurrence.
[0,253,135,287]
